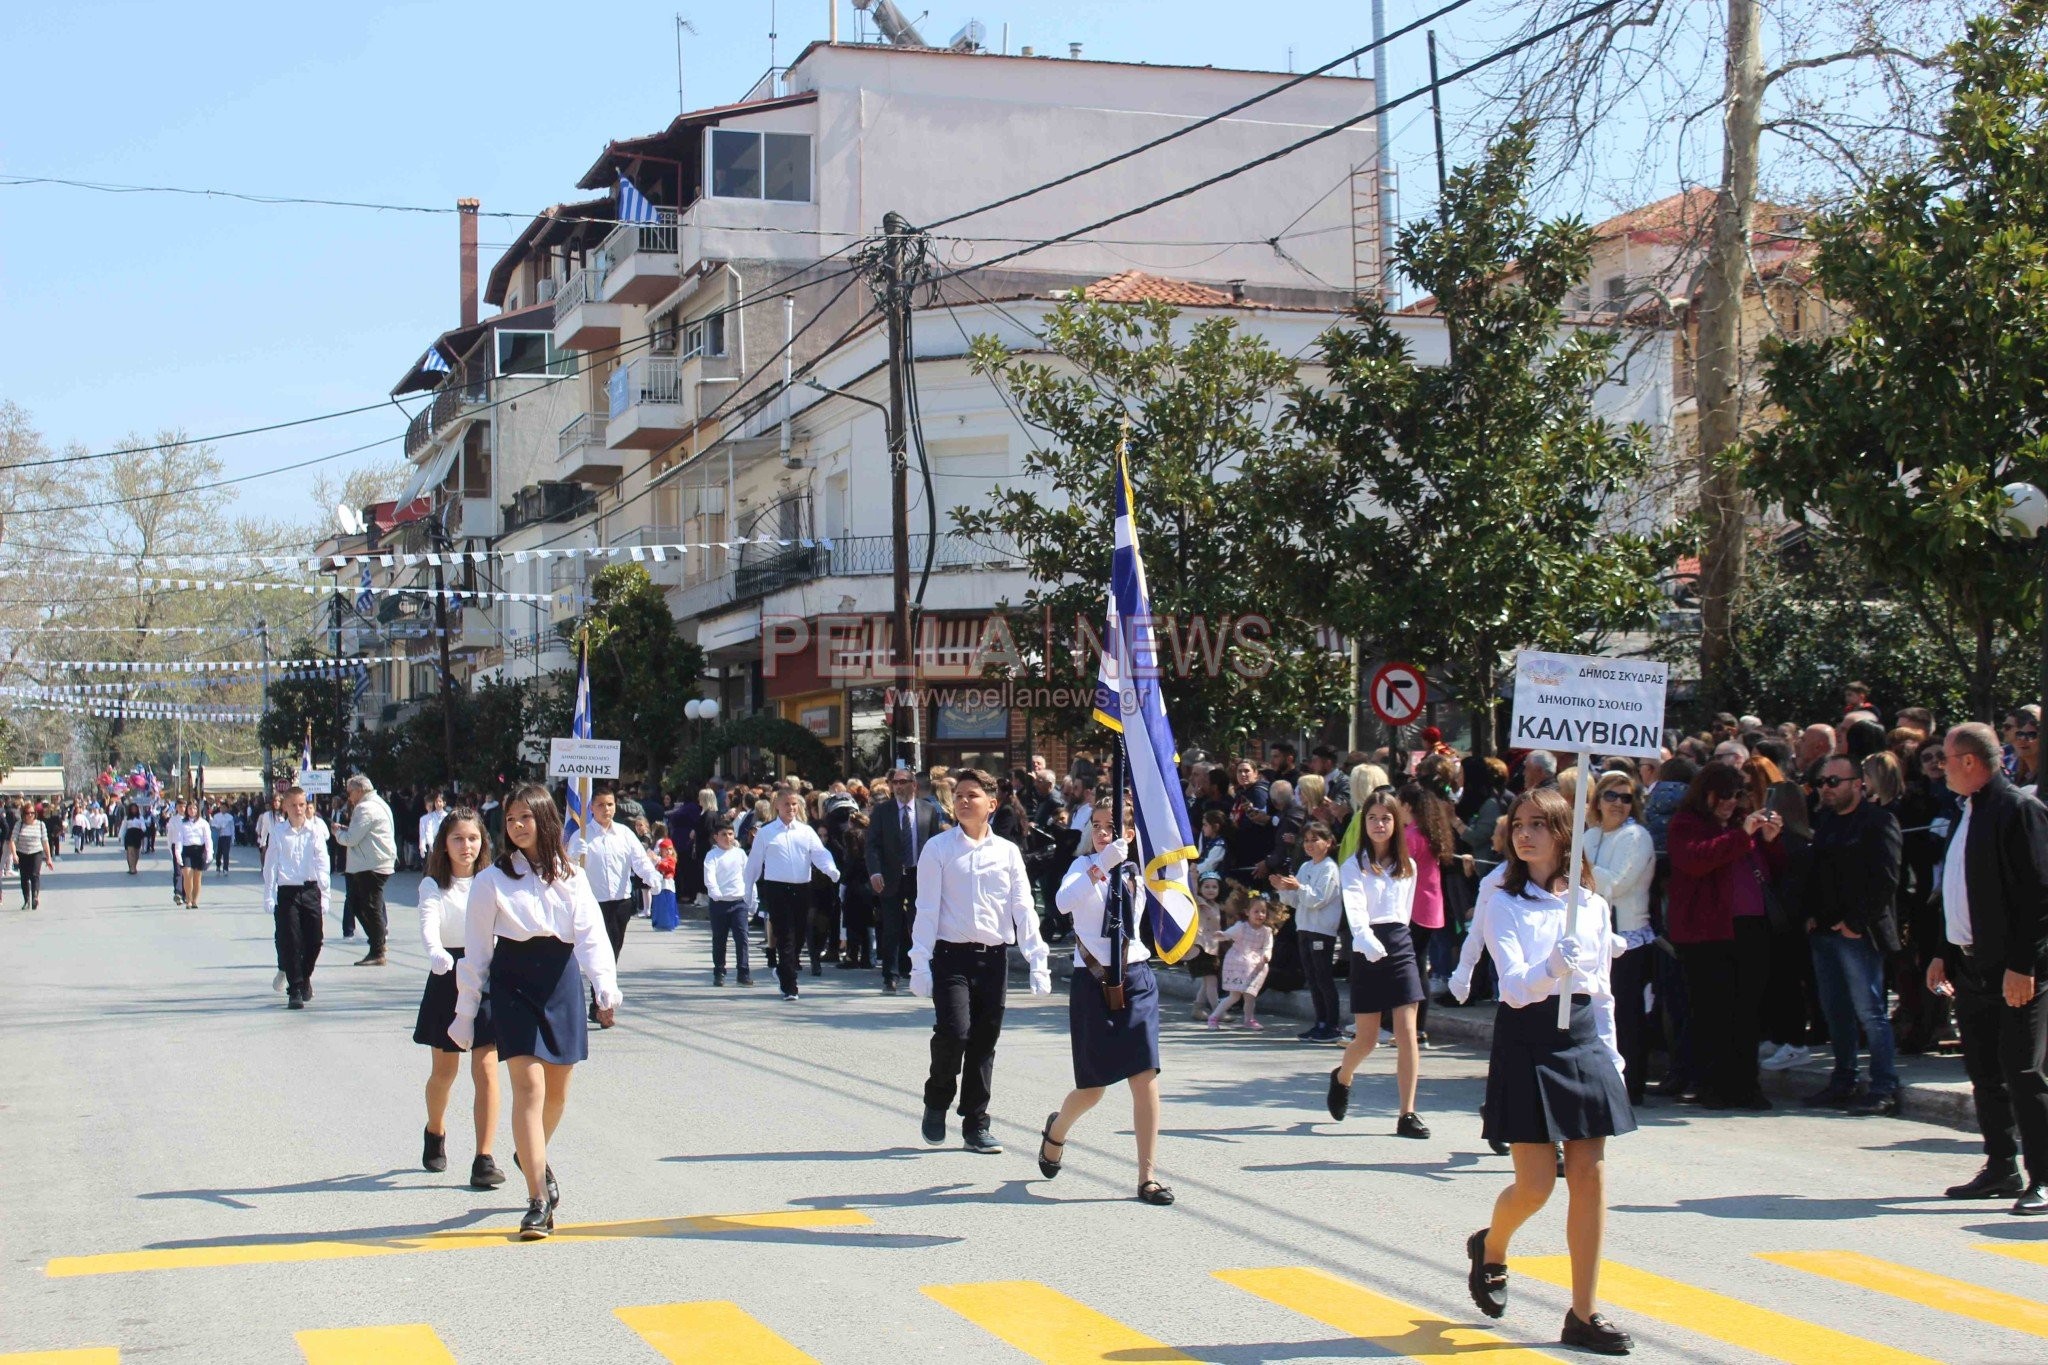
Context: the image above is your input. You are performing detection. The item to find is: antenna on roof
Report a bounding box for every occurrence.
[675,15,698,116]
[770,0,778,71]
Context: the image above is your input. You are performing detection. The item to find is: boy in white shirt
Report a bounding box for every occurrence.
[702,819,752,987]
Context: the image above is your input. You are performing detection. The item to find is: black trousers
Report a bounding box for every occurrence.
[878,871,917,979]
[759,881,811,996]
[17,851,43,906]
[214,838,230,873]
[343,870,390,951]
[598,897,633,963]
[1612,942,1654,1103]
[1299,932,1339,1031]
[273,883,323,992]
[1678,915,1772,1102]
[924,940,1009,1123]
[1953,951,2048,1182]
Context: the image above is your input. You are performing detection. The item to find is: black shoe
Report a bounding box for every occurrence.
[1397,1111,1431,1140]
[835,959,861,970]
[1326,1068,1350,1122]
[2012,1183,2048,1216]
[1733,1091,1773,1111]
[301,982,313,1001]
[1946,1161,2025,1199]
[511,1153,560,1209]
[1846,1090,1900,1118]
[355,952,387,966]
[713,973,725,987]
[922,1106,947,1145]
[963,1121,1003,1155]
[1561,1310,1634,1355]
[1137,1180,1176,1205]
[738,974,755,987]
[589,1000,601,1023]
[811,962,823,978]
[883,977,899,995]
[1801,1084,1859,1109]
[1466,1229,1507,1319]
[1555,1143,1567,1179]
[518,1198,553,1240]
[1489,1137,1511,1156]
[423,1129,447,1173]
[470,1154,505,1190]
[1037,1112,1064,1179]
[286,990,305,1010]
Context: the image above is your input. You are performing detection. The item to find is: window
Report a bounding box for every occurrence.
[1603,275,1628,311]
[709,129,812,202]
[497,330,569,377]
[683,312,727,359]
[650,310,680,354]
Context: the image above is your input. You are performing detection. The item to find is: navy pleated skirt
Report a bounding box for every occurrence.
[1348,921,1426,1015]
[414,947,494,1053]
[488,936,587,1065]
[1482,994,1637,1145]
[1070,959,1162,1090]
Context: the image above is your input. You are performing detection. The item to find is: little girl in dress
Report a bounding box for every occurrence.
[1189,871,1227,1019]
[1208,891,1285,1030]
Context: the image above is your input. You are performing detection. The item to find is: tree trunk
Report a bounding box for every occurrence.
[1470,648,1496,759]
[1694,0,1765,704]
[1974,615,1997,723]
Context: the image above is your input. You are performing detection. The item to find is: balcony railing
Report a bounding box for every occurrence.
[558,412,609,462]
[683,532,1025,615]
[403,362,491,459]
[602,210,678,272]
[607,358,683,419]
[556,262,610,314]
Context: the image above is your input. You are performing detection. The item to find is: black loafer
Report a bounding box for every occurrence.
[517,1198,553,1241]
[286,992,305,1010]
[963,1122,1003,1155]
[922,1106,947,1145]
[422,1128,447,1173]
[512,1153,560,1209]
[1397,1112,1431,1140]
[1137,1180,1175,1206]
[1946,1162,2026,1199]
[1037,1113,1064,1179]
[470,1154,505,1190]
[1846,1090,1900,1117]
[1466,1229,1507,1319]
[2013,1183,2048,1216]
[1561,1310,1633,1355]
[1326,1068,1350,1122]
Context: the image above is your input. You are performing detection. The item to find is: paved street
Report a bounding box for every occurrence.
[4,842,2046,1364]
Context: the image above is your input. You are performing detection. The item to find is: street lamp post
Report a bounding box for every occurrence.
[2000,480,2048,722]
[684,698,721,783]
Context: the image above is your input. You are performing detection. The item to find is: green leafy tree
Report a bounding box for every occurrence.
[256,646,354,777]
[559,564,705,784]
[1275,125,1678,755]
[1750,1,2048,721]
[956,299,1350,752]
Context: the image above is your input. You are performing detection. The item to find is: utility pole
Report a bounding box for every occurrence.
[330,579,346,779]
[880,210,916,771]
[258,616,271,784]
[431,511,459,785]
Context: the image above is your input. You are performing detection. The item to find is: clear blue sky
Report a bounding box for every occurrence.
[0,0,1632,510]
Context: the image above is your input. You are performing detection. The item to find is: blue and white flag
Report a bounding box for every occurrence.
[617,174,658,224]
[421,347,451,375]
[1091,441,1199,963]
[564,640,592,841]
[299,724,313,777]
[355,562,375,616]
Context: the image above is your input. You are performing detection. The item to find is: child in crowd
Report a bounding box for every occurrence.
[1187,871,1227,1019]
[1207,891,1285,1030]
[1196,809,1228,880]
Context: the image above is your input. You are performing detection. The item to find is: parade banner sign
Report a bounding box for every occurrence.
[1510,653,1668,758]
[296,769,334,795]
[548,738,620,780]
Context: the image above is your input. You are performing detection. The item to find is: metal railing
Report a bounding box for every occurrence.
[402,362,491,459]
[556,262,610,315]
[680,532,1026,614]
[607,358,683,419]
[558,412,608,462]
[602,209,679,274]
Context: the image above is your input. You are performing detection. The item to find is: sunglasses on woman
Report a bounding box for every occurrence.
[1598,790,1633,804]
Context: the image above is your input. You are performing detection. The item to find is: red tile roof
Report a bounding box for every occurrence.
[1080,270,1242,306]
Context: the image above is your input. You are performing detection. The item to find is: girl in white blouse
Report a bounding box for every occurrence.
[449,784,619,1240]
[1586,770,1656,1104]
[1465,787,1635,1357]
[1327,793,1428,1138]
[412,810,505,1191]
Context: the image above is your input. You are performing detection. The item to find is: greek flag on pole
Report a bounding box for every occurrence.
[1090,442,1200,963]
[564,643,592,840]
[356,562,375,616]
[421,347,451,375]
[617,174,657,224]
[299,726,313,776]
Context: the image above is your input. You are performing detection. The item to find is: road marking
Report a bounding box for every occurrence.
[1516,1256,1940,1364]
[1979,1241,2048,1270]
[296,1325,456,1364]
[1215,1266,1569,1363]
[1763,1251,2048,1339]
[0,1353,120,1364]
[617,1302,818,1363]
[923,1280,1196,1363]
[45,1208,872,1277]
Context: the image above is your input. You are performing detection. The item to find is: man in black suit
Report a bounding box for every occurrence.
[866,768,949,995]
[1931,722,2048,1215]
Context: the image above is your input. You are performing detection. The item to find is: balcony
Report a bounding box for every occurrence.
[599,212,681,305]
[403,363,491,460]
[557,412,623,483]
[605,358,689,449]
[612,524,687,588]
[673,531,1025,621]
[551,263,627,352]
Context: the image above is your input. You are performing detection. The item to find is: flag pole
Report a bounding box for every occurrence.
[1107,728,1129,1001]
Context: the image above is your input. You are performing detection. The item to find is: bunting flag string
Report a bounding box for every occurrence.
[4,534,835,576]
[129,576,562,605]
[24,668,365,695]
[1,691,260,721]
[25,656,398,674]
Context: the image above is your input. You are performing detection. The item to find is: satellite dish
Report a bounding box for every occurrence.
[335,504,366,537]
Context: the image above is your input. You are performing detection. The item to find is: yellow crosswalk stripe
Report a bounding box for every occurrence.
[0,1352,120,1364]
[295,1325,456,1364]
[1763,1251,2048,1339]
[1516,1256,1941,1364]
[616,1302,818,1364]
[44,1208,871,1277]
[1215,1267,1569,1363]
[923,1281,1196,1364]
[1978,1240,2048,1270]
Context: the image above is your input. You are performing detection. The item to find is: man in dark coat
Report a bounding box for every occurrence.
[865,768,950,994]
[1803,756,1903,1113]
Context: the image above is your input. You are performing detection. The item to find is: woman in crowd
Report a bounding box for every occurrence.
[1746,754,1814,1076]
[11,803,49,910]
[414,809,505,1191]
[449,784,620,1240]
[172,797,212,909]
[1041,803,1174,1205]
[1464,787,1635,1357]
[1586,770,1655,1105]
[1666,763,1786,1110]
[1327,791,1429,1138]
[1400,776,1459,1039]
[121,800,147,875]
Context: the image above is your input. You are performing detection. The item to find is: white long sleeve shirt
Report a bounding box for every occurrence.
[1339,854,1418,961]
[704,844,749,902]
[1586,820,1655,939]
[263,817,332,914]
[569,820,661,902]
[171,814,211,849]
[419,808,447,857]
[1056,846,1149,967]
[1478,876,1627,1072]
[419,875,473,957]
[1451,864,1511,1001]
[911,824,1051,991]
[1279,856,1344,937]
[741,818,839,909]
[209,812,236,846]
[454,854,620,1022]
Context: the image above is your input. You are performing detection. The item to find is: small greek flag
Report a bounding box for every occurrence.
[618,174,658,224]
[356,562,375,616]
[421,348,451,374]
[564,640,593,841]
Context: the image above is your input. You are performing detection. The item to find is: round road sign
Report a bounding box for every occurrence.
[1370,661,1427,727]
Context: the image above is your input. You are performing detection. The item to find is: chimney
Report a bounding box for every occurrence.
[457,198,480,327]
[1069,42,1082,59]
